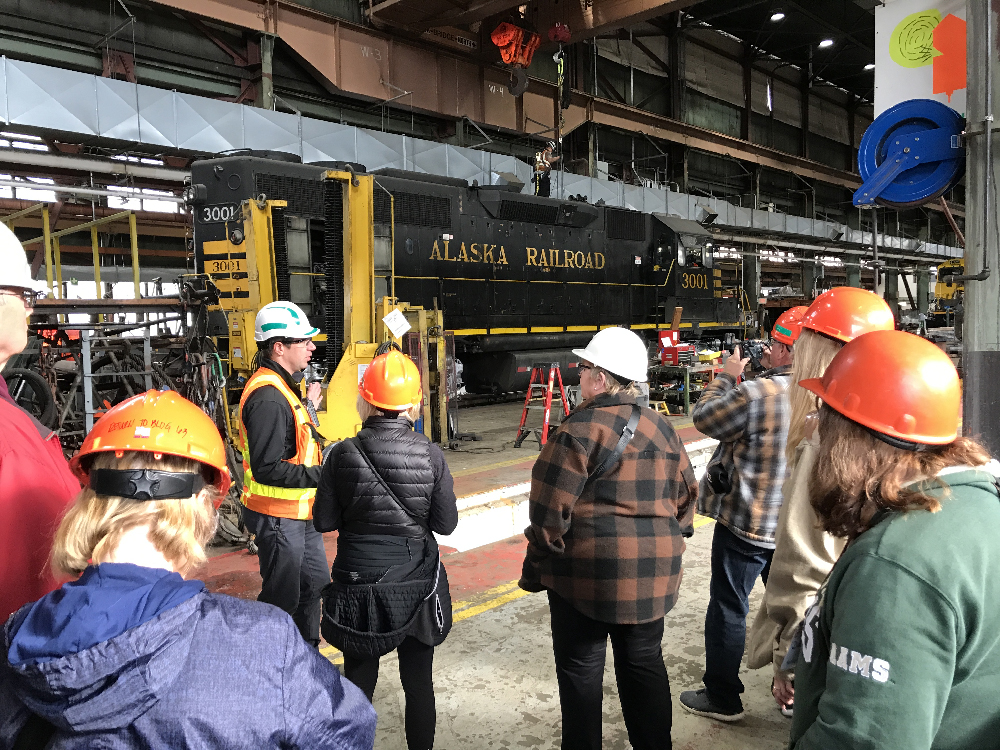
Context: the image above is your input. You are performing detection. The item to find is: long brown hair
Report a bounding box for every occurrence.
[809,405,991,539]
[786,329,843,462]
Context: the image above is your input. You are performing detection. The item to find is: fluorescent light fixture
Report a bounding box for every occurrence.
[1,131,42,141]
[864,63,875,70]
[770,11,785,21]
[819,39,834,48]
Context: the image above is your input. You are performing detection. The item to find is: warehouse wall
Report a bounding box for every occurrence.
[0,1,961,246]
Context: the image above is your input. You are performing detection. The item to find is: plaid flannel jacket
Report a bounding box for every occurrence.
[692,366,791,546]
[519,392,699,624]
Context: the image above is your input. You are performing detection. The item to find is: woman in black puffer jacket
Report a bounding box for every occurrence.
[314,350,458,750]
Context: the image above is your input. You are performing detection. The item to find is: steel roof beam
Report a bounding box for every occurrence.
[0,148,189,182]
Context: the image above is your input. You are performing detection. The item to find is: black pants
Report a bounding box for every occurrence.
[242,507,329,646]
[703,522,772,711]
[548,591,672,750]
[534,171,551,197]
[343,637,436,750]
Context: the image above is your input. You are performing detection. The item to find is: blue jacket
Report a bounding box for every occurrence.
[0,563,376,749]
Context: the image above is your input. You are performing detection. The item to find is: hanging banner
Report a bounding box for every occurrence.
[875,0,967,117]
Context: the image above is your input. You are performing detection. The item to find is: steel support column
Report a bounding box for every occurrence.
[845,262,861,288]
[916,267,930,313]
[962,0,1000,454]
[741,247,761,323]
[741,43,753,142]
[884,269,899,320]
[801,252,817,299]
[258,33,275,110]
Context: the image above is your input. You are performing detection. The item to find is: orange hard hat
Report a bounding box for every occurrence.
[69,390,232,502]
[800,287,895,343]
[772,306,809,346]
[799,330,959,446]
[359,350,422,411]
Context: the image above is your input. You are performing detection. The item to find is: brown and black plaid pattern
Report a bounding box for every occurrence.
[519,392,699,624]
[693,367,791,546]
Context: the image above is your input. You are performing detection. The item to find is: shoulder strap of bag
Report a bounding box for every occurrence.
[14,713,56,750]
[350,438,431,533]
[588,404,641,482]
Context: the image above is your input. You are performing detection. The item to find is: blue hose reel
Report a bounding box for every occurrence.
[853,99,965,208]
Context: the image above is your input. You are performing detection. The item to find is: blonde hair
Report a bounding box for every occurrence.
[356,394,422,424]
[593,366,641,397]
[786,329,843,462]
[51,451,219,578]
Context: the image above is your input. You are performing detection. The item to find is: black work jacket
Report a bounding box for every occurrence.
[241,359,322,490]
[314,416,458,539]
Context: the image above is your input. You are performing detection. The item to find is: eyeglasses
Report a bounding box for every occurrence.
[282,338,310,347]
[0,287,42,310]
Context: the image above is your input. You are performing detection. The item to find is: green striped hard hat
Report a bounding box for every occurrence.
[254,301,320,342]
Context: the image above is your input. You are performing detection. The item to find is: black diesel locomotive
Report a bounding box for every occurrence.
[191,153,740,393]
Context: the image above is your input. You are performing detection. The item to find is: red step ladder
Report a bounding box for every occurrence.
[514,362,571,449]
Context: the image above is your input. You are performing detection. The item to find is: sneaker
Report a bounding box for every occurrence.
[679,689,745,722]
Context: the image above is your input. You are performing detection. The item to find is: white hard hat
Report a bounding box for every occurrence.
[254,301,320,342]
[0,223,43,292]
[573,327,648,383]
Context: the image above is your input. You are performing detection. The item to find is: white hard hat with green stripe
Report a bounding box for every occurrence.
[254,301,320,342]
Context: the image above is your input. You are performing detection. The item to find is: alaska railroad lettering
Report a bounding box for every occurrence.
[428,239,605,270]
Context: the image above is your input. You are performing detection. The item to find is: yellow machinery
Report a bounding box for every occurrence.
[930,258,963,326]
[200,170,451,444]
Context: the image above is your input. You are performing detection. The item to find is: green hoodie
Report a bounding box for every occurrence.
[789,467,1000,750]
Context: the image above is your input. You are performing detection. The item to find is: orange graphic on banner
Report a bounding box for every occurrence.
[932,13,967,101]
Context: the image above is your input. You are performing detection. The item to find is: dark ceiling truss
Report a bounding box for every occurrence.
[180,14,262,105]
[681,0,875,100]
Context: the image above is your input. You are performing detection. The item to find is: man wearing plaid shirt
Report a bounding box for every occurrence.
[519,327,698,750]
[679,340,793,722]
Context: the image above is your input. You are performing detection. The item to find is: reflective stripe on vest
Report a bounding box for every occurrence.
[237,368,320,520]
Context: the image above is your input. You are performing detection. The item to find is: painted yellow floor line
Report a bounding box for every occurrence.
[454,586,530,623]
[450,454,536,478]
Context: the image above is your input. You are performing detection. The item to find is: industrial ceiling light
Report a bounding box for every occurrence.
[770,11,785,21]
[864,63,875,70]
[818,38,835,48]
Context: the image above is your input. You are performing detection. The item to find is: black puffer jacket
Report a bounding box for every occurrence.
[314,416,458,539]
[314,416,459,657]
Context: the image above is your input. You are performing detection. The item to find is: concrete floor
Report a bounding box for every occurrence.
[208,399,788,749]
[447,399,708,475]
[361,522,790,750]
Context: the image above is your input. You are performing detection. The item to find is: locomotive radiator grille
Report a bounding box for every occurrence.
[270,206,291,302]
[254,173,325,218]
[606,208,646,241]
[324,182,345,372]
[498,200,559,225]
[395,192,451,227]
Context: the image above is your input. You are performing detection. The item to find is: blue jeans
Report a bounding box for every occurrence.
[703,522,772,711]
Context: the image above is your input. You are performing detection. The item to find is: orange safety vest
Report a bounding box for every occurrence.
[237,367,321,520]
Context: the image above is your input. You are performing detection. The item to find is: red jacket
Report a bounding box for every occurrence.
[0,376,79,623]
